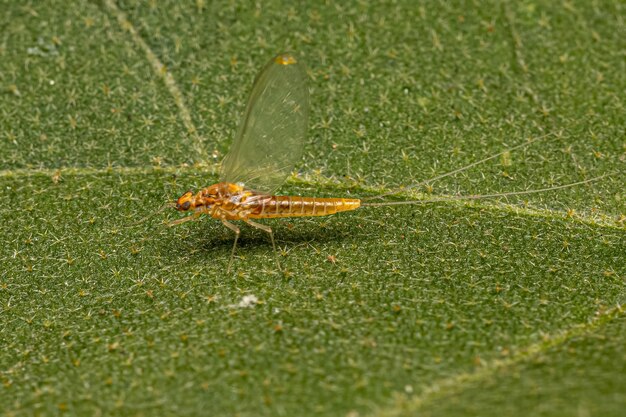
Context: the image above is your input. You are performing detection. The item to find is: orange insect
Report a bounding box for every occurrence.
[171,53,606,272]
[171,53,361,271]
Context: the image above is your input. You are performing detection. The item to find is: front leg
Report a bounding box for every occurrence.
[168,210,204,226]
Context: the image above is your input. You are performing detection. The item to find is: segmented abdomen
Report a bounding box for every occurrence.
[247,196,361,219]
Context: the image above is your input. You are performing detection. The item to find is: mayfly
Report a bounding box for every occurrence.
[171,53,605,272]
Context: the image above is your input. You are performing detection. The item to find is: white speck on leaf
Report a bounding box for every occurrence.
[231,294,258,308]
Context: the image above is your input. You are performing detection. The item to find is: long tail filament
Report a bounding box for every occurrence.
[361,174,609,207]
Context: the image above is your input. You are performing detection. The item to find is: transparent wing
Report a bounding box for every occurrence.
[220,53,309,193]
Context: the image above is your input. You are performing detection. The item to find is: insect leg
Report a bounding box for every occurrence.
[221,219,241,274]
[243,219,282,273]
[167,211,203,226]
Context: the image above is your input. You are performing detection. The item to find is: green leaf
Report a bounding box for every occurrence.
[1,1,624,416]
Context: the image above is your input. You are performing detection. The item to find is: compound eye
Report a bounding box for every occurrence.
[181,201,191,210]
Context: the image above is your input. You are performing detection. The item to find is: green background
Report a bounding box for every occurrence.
[1,1,624,416]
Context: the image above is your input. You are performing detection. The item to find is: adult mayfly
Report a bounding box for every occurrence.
[171,53,605,272]
[171,53,359,271]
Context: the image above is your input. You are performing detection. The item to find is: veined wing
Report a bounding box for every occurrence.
[220,53,309,193]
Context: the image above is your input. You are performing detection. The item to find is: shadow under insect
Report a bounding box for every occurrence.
[169,216,355,259]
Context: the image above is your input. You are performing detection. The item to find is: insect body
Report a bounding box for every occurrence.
[173,53,364,271]
[172,53,606,272]
[174,183,360,221]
